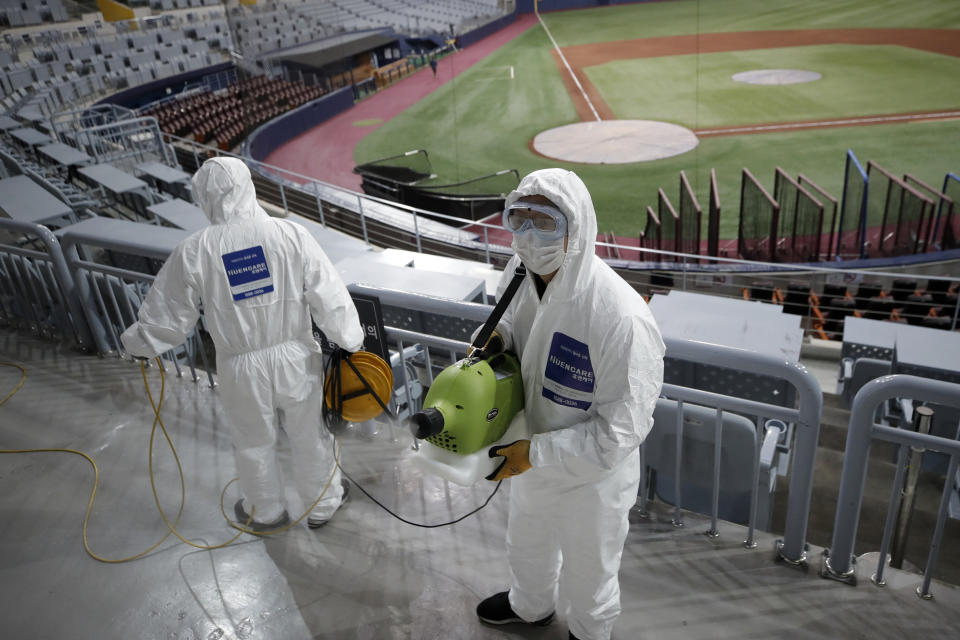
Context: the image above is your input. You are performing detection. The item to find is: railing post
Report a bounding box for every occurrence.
[315,192,327,228]
[413,209,422,253]
[357,194,370,244]
[279,177,289,216]
[0,220,103,354]
[822,375,960,585]
[890,405,933,568]
[672,399,684,528]
[952,287,959,331]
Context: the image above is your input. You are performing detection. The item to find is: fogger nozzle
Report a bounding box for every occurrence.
[410,408,444,439]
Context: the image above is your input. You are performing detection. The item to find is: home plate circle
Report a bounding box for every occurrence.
[533,120,699,164]
[733,69,822,85]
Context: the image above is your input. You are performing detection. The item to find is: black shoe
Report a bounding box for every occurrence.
[308,480,350,529]
[476,591,554,626]
[569,633,581,640]
[234,499,290,532]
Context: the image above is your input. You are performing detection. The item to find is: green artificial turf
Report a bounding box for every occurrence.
[586,45,960,129]
[353,0,960,239]
[540,0,960,44]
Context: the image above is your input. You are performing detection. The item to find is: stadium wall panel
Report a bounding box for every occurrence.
[96,63,232,110]
[245,87,355,161]
[458,12,518,48]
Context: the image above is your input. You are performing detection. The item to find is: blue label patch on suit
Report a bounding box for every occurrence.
[542,332,594,410]
[222,246,274,301]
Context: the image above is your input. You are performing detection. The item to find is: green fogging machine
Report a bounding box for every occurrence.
[410,350,524,455]
[409,264,528,458]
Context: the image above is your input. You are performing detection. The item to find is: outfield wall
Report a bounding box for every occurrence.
[245,87,355,161]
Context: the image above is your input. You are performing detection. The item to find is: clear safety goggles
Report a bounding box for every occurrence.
[501,202,568,240]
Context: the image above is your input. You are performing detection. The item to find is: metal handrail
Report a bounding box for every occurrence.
[342,284,823,565]
[823,374,960,596]
[0,218,95,351]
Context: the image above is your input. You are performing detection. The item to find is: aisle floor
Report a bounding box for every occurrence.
[2,331,959,639]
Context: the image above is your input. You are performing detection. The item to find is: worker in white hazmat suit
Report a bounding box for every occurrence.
[475,169,665,640]
[121,157,364,531]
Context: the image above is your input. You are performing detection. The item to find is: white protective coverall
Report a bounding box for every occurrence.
[492,169,664,640]
[121,157,364,523]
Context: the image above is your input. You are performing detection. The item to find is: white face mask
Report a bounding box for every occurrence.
[512,232,566,275]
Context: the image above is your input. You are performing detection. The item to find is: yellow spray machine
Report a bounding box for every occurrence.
[409,265,530,485]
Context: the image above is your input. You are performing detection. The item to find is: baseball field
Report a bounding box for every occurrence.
[351,0,960,241]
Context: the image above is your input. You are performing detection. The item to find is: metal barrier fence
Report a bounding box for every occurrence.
[866,161,934,258]
[798,173,838,262]
[823,374,960,597]
[678,170,701,262]
[72,116,174,172]
[657,187,680,260]
[938,173,960,251]
[0,219,93,351]
[739,167,779,262]
[838,149,868,259]
[774,167,823,263]
[642,205,661,254]
[47,103,138,142]
[904,174,952,254]
[344,285,823,565]
[707,168,721,259]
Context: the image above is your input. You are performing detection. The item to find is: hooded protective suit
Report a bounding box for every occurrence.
[491,169,664,640]
[121,157,363,524]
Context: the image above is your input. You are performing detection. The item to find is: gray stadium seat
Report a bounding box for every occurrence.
[840,357,891,408]
[643,398,780,529]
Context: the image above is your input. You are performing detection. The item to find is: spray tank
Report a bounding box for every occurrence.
[409,264,530,485]
[411,351,523,455]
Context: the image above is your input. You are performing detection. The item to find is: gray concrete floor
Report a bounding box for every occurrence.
[2,330,960,639]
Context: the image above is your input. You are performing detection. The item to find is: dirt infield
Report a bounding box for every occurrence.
[552,28,960,131]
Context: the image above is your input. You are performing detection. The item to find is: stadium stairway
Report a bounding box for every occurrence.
[770,385,960,585]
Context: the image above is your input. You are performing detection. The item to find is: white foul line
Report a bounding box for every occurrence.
[536,8,601,122]
[696,111,960,135]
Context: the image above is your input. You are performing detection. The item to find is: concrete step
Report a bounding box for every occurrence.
[817,396,900,466]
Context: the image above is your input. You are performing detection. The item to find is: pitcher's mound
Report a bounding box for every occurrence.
[532,120,699,164]
[732,69,822,85]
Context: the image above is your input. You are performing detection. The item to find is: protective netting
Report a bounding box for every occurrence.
[641,205,661,253]
[774,168,823,263]
[678,170,702,261]
[866,161,896,257]
[774,168,798,260]
[837,150,867,259]
[867,162,933,257]
[707,169,721,258]
[941,174,960,250]
[738,168,778,262]
[798,174,837,261]
[657,187,680,261]
[893,186,932,256]
[903,174,950,253]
